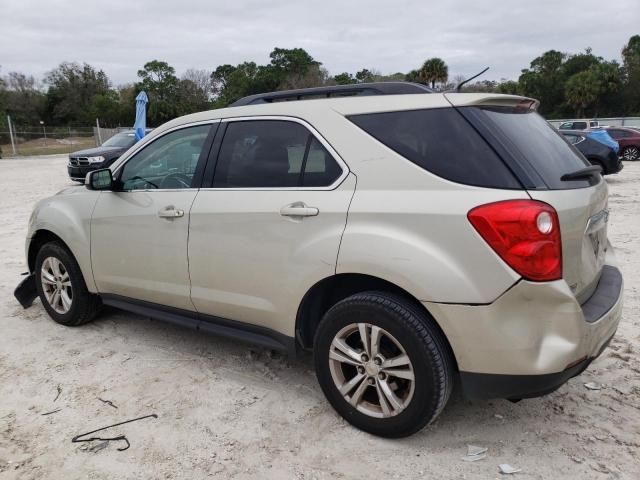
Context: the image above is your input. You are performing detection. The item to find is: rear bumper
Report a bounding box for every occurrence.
[424,252,623,399]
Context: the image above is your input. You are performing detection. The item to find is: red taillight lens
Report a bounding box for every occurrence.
[467,200,562,282]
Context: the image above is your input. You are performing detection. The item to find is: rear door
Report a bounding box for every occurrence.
[188,117,354,336]
[456,102,608,302]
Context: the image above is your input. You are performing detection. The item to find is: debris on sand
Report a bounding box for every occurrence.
[41,408,62,416]
[467,445,488,456]
[499,464,521,474]
[72,413,158,452]
[584,382,602,391]
[461,445,488,462]
[53,385,62,402]
[97,397,118,409]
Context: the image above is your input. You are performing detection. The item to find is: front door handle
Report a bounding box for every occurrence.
[280,202,319,217]
[157,205,185,218]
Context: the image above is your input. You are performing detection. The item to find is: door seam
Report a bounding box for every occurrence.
[334,173,358,273]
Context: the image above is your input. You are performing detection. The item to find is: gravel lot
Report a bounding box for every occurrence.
[1,155,639,479]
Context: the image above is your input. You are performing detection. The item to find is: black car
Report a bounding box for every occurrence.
[67,130,149,182]
[560,130,623,175]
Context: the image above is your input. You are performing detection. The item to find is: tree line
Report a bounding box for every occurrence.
[1,36,639,130]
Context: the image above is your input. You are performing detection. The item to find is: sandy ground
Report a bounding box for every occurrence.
[0,155,638,480]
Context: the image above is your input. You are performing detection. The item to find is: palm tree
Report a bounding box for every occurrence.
[565,70,598,118]
[419,58,448,89]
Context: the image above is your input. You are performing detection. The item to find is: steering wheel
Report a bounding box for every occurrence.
[159,172,191,189]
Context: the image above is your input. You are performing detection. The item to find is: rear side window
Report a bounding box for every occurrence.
[213,120,342,188]
[471,107,592,189]
[562,133,584,145]
[349,108,520,189]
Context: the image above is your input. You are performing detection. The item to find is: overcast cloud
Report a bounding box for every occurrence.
[1,0,638,86]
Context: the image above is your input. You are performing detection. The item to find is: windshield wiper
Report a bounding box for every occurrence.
[560,165,602,181]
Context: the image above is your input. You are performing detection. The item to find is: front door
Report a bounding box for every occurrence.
[91,123,215,310]
[188,118,355,337]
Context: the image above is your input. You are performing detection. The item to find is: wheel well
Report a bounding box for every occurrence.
[28,230,70,272]
[295,274,457,367]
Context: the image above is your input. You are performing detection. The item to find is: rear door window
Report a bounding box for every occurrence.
[213,120,343,188]
[348,108,520,189]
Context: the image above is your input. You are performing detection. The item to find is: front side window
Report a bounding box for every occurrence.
[119,124,211,190]
[213,120,342,188]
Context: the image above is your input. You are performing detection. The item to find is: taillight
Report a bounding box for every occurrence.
[467,200,562,282]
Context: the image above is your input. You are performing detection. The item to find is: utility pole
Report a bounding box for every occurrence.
[96,118,102,146]
[7,115,17,156]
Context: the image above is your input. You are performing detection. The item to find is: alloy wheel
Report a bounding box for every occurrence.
[623,146,640,161]
[41,256,73,314]
[328,323,415,418]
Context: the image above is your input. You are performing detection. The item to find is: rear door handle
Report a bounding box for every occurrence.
[280,202,319,217]
[157,206,185,218]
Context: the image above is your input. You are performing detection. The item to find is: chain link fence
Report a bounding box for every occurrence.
[0,125,128,158]
[547,117,640,128]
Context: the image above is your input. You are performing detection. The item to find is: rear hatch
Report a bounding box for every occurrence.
[447,94,609,303]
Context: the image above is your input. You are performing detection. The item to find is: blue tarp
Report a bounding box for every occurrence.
[587,129,619,153]
[134,91,148,142]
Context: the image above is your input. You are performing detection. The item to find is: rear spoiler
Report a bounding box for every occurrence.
[444,93,540,111]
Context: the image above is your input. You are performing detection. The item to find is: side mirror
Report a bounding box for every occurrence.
[86,168,114,191]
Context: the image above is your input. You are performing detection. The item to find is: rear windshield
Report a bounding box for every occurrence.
[348,108,521,189]
[102,132,136,148]
[469,107,593,189]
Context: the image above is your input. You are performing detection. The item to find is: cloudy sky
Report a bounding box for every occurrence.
[1,0,638,86]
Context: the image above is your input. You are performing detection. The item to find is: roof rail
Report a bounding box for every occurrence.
[229,82,432,107]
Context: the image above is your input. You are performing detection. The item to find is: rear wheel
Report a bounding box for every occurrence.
[622,146,639,161]
[314,291,454,438]
[35,241,101,326]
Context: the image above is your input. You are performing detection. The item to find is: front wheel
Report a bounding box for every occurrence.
[622,146,640,161]
[314,292,454,438]
[35,241,101,326]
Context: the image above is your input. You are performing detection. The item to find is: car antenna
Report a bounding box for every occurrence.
[456,67,490,92]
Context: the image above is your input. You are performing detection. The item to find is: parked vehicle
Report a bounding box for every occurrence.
[584,128,619,154]
[558,119,599,130]
[15,83,623,438]
[67,129,151,182]
[561,130,623,174]
[605,127,640,161]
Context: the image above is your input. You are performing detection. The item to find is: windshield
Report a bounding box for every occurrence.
[102,132,136,148]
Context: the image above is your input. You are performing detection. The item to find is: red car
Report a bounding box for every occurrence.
[606,127,640,161]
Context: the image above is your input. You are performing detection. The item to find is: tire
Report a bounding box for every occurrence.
[622,146,640,161]
[313,291,454,438]
[35,241,101,326]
